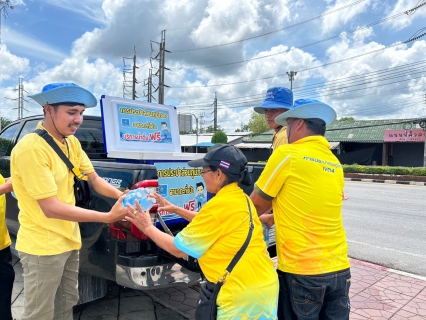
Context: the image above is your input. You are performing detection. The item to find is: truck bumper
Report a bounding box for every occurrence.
[116,255,201,290]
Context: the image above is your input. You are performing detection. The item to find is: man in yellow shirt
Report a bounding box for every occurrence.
[0,176,14,320]
[11,83,132,320]
[254,87,293,242]
[254,86,293,151]
[251,99,351,320]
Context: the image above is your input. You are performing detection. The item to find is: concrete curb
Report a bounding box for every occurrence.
[350,258,426,282]
[344,177,426,186]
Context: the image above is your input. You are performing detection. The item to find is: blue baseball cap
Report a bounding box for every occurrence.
[254,87,293,114]
[275,98,337,125]
[187,144,247,176]
[28,82,97,108]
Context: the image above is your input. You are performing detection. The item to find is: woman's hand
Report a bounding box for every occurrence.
[125,200,156,233]
[150,192,177,213]
[259,213,275,229]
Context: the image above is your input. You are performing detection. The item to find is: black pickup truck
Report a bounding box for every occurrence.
[1,114,274,305]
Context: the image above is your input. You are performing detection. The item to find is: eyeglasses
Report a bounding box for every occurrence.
[200,169,213,177]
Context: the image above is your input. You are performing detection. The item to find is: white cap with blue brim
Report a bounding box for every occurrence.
[28,82,97,108]
[275,98,337,126]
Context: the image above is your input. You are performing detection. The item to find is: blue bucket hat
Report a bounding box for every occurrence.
[28,82,97,108]
[275,98,337,125]
[254,87,293,114]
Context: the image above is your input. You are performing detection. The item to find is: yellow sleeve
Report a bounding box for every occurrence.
[254,147,292,200]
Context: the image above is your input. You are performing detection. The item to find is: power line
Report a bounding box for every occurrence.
[169,0,369,53]
[173,60,426,108]
[169,9,410,71]
[176,82,426,112]
[169,29,426,89]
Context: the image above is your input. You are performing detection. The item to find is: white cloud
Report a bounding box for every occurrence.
[0,45,30,82]
[43,0,107,24]
[321,0,372,34]
[384,0,426,30]
[3,29,67,63]
[166,44,317,132]
[317,29,426,120]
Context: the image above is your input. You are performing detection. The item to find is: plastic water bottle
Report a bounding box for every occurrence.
[122,188,157,211]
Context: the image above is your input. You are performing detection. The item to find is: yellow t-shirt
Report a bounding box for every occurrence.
[0,174,11,250]
[272,126,288,150]
[174,183,278,319]
[11,122,95,255]
[255,135,350,275]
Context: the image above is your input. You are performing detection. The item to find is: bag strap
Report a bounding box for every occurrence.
[219,196,254,282]
[34,129,87,180]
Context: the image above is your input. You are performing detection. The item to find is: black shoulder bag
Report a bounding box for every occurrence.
[195,196,254,320]
[34,129,93,208]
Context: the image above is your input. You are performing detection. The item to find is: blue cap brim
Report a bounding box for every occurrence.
[28,86,97,108]
[254,100,291,114]
[275,102,337,125]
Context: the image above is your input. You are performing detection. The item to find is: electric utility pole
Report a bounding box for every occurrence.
[17,77,25,118]
[5,77,28,119]
[213,92,217,131]
[286,71,297,90]
[132,46,138,100]
[156,30,170,104]
[144,68,154,103]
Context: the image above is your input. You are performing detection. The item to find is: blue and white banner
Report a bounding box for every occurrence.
[155,162,207,224]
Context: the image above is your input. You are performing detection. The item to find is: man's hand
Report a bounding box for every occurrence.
[106,193,132,223]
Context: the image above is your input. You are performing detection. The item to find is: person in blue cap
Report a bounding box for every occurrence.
[254,87,293,244]
[251,99,351,320]
[254,87,293,150]
[10,83,133,320]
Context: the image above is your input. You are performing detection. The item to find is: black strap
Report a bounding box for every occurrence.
[34,129,86,180]
[221,196,254,279]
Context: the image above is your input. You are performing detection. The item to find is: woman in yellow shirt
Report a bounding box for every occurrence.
[126,145,279,319]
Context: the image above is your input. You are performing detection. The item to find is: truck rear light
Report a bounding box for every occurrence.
[130,205,158,240]
[109,219,150,241]
[131,179,158,193]
[109,222,127,240]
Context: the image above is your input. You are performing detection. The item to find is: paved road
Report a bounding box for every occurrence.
[343,181,426,276]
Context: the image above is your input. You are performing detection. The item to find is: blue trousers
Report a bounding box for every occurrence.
[277,268,351,320]
[0,246,15,320]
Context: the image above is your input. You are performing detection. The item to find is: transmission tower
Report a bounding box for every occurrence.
[122,46,138,100]
[151,30,169,104]
[5,77,29,119]
[143,67,155,103]
[213,92,218,131]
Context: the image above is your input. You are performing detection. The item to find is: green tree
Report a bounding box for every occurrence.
[211,131,228,144]
[1,117,12,130]
[338,117,355,121]
[248,112,269,134]
[235,124,250,132]
[205,125,223,133]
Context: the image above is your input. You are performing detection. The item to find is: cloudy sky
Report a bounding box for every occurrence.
[1,0,426,132]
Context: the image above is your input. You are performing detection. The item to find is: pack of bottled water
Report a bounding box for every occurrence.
[122,187,157,211]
